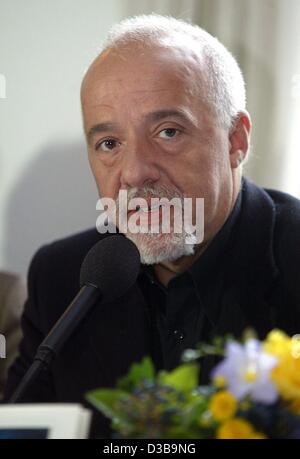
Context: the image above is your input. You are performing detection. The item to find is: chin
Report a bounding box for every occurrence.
[125,231,195,265]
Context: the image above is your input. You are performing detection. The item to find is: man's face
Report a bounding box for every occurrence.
[81,44,237,263]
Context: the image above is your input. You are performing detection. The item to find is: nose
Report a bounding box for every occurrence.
[120,139,160,189]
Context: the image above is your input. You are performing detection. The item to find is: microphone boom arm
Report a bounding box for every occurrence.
[9,284,100,403]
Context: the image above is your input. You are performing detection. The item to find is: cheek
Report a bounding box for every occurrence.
[167,154,212,197]
[168,153,221,223]
[91,166,121,200]
[88,157,102,189]
[88,156,109,196]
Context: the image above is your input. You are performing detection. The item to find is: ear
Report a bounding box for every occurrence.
[229,111,251,169]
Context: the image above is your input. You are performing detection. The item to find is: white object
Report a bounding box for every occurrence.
[0,404,91,439]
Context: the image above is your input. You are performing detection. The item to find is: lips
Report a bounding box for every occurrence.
[127,203,162,227]
[137,203,160,213]
[138,205,161,226]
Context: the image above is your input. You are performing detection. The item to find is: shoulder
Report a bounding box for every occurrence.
[264,187,300,244]
[266,187,300,218]
[30,227,103,269]
[263,187,300,288]
[244,179,300,237]
[27,228,103,325]
[239,179,300,283]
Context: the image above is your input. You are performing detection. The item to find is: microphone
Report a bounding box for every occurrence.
[9,235,141,403]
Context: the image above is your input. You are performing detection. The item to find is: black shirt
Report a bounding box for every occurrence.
[137,189,242,374]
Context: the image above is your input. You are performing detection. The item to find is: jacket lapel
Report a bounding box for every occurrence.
[214,179,279,339]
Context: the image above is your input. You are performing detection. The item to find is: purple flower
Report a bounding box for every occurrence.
[211,339,279,404]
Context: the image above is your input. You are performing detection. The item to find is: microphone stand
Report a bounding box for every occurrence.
[9,284,100,403]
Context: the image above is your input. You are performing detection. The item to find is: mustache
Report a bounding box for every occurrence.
[116,184,184,208]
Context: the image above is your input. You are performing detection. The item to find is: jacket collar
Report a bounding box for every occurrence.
[215,178,279,337]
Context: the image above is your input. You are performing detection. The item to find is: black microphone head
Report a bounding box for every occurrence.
[80,235,141,302]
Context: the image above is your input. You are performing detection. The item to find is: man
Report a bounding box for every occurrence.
[4,15,300,437]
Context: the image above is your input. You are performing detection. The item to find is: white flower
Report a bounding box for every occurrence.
[211,339,279,404]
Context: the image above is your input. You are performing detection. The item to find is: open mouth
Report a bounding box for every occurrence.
[136,203,161,213]
[127,203,163,227]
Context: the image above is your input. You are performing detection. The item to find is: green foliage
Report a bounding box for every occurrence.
[158,363,199,392]
[86,388,128,420]
[117,356,155,391]
[86,358,212,438]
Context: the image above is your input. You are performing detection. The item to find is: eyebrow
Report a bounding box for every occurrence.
[86,108,197,145]
[86,122,117,145]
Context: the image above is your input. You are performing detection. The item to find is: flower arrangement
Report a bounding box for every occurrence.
[86,330,300,439]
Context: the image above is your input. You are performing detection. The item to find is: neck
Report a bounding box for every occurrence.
[154,242,209,287]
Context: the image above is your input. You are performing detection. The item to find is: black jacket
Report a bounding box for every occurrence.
[4,179,300,436]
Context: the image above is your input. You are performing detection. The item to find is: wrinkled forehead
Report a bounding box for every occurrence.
[81,42,208,107]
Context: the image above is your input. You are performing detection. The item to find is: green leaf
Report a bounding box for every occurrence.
[117,356,155,391]
[158,363,199,392]
[181,396,208,427]
[85,388,128,420]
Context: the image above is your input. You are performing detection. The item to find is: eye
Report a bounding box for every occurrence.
[158,128,180,139]
[95,138,119,152]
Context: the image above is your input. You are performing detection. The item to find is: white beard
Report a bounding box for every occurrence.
[115,184,197,265]
[125,230,195,265]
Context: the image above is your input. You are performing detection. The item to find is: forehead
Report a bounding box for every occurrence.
[81,44,207,114]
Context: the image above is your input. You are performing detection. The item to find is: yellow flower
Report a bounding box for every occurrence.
[209,391,237,421]
[217,418,265,439]
[264,330,300,402]
[264,330,291,357]
[272,358,300,401]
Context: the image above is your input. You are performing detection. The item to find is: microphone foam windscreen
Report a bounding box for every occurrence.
[79,235,141,302]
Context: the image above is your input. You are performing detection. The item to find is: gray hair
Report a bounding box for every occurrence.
[102,14,246,129]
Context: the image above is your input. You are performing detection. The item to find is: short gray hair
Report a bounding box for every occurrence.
[102,14,246,129]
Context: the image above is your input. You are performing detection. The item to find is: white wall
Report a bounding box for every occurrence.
[0,0,128,276]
